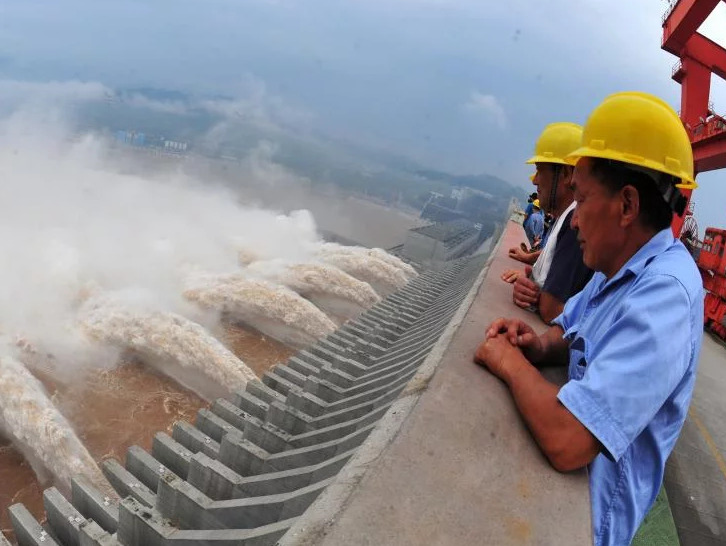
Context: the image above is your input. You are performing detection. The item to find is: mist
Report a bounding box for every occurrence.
[0,108,332,370]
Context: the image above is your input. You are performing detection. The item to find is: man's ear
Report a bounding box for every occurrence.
[620,185,640,227]
[560,165,575,189]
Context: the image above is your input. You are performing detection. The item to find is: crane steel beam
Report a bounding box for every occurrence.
[662,0,722,55]
[678,55,712,127]
[684,33,726,81]
[693,132,726,172]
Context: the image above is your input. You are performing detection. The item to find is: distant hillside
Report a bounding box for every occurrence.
[75,86,525,217]
[414,169,528,202]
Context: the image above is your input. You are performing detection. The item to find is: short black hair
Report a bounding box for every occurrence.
[589,158,674,232]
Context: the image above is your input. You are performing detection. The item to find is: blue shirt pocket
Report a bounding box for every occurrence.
[568,336,589,380]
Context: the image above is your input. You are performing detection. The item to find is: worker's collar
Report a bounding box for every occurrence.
[597,228,675,292]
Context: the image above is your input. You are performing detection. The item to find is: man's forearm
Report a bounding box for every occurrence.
[502,356,563,446]
[502,357,598,471]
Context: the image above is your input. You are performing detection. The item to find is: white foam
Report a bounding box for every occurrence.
[79,295,257,400]
[184,273,337,347]
[315,248,408,295]
[317,243,417,279]
[245,260,381,318]
[0,354,110,494]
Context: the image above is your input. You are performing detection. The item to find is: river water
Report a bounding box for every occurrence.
[0,322,294,540]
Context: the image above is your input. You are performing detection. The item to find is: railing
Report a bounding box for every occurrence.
[672,60,683,77]
[662,0,680,25]
[687,112,726,143]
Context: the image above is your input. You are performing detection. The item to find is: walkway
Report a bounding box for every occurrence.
[667,334,726,545]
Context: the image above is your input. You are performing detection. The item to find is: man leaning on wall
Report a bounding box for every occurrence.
[475,91,704,546]
[503,122,592,322]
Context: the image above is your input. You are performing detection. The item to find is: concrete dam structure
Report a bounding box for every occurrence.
[0,249,500,545]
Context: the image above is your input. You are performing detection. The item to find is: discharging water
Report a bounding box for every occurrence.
[0,323,289,542]
[316,249,410,295]
[79,296,258,400]
[184,273,337,347]
[245,261,381,318]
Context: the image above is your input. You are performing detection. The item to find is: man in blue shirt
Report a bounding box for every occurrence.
[523,199,544,248]
[523,192,538,223]
[474,92,703,545]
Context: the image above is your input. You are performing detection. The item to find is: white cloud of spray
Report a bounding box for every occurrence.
[0,79,110,106]
[124,93,189,115]
[0,110,324,371]
[0,97,326,493]
[116,74,313,133]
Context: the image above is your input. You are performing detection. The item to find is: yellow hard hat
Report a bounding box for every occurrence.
[567,91,696,190]
[526,122,583,167]
[532,199,540,208]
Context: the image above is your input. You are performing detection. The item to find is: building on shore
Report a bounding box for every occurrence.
[401,219,481,267]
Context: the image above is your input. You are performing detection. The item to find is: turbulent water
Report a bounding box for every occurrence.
[318,244,418,280]
[78,296,256,399]
[0,355,110,494]
[368,248,418,279]
[245,260,381,318]
[315,248,410,295]
[183,273,337,347]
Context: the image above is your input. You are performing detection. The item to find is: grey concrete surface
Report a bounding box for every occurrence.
[9,503,59,546]
[126,445,174,492]
[281,221,592,546]
[43,487,86,546]
[102,459,156,508]
[152,433,193,479]
[667,334,726,545]
[71,478,119,535]
[77,521,118,546]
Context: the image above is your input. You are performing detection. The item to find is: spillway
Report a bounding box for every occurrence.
[78,296,257,400]
[245,260,381,318]
[318,243,417,279]
[183,273,337,348]
[315,249,409,295]
[0,355,110,495]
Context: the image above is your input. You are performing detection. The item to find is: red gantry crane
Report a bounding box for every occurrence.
[662,0,726,337]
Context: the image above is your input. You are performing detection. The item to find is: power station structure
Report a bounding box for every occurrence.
[4,5,724,545]
[401,219,481,266]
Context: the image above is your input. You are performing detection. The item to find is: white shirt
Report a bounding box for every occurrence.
[531,201,576,287]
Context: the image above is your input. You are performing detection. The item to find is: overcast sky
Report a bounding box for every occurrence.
[1,0,726,233]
